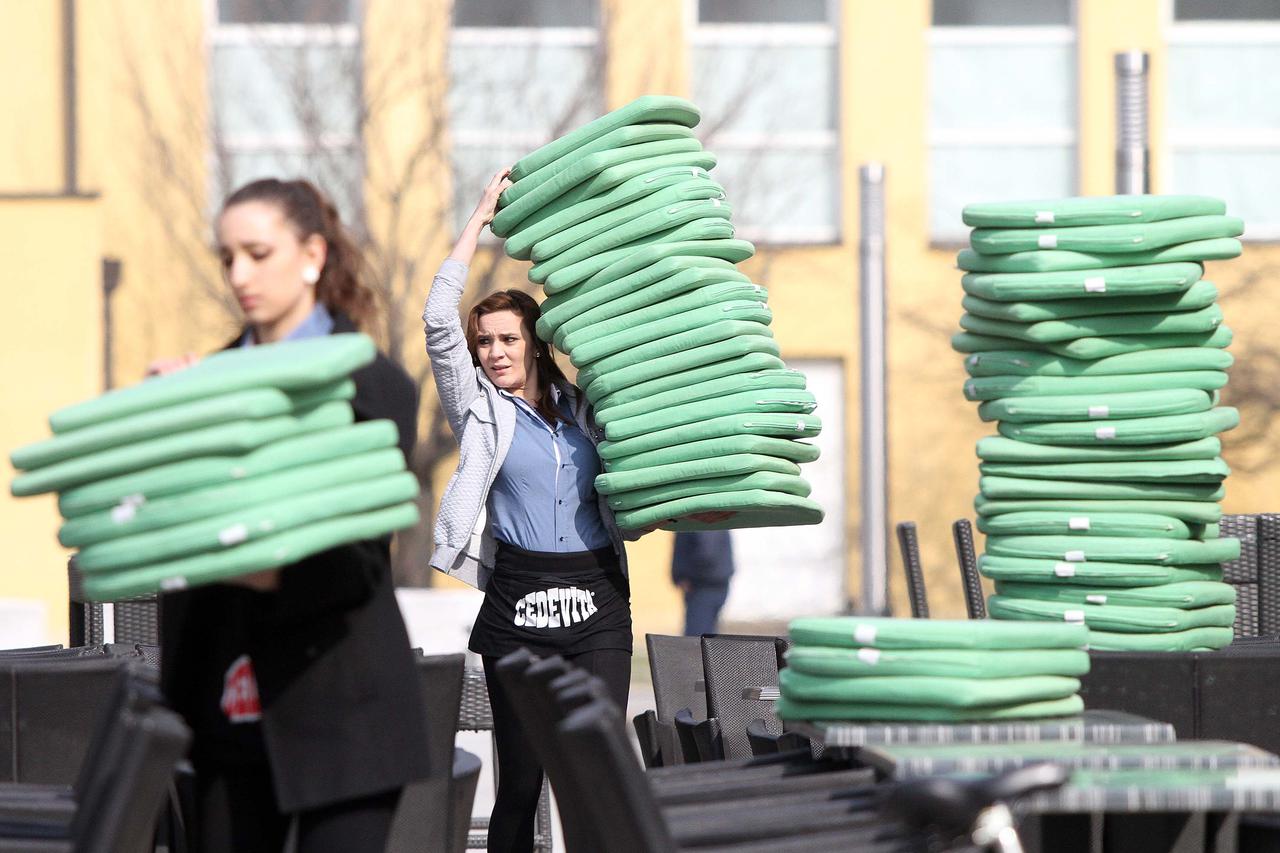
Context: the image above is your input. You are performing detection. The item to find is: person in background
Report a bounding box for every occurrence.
[672,529,736,636]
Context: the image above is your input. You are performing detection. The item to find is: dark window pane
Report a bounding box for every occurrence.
[218,0,354,24]
[699,0,828,23]
[933,0,1071,26]
[1175,0,1280,20]
[454,0,598,27]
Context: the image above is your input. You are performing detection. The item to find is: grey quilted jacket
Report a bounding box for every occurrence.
[422,258,635,590]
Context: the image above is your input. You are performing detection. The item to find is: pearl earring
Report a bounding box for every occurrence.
[302,266,320,285]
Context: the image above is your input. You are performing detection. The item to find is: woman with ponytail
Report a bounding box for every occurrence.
[155,178,428,852]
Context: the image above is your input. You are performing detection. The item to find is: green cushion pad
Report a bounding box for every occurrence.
[779,670,1081,708]
[57,420,399,518]
[604,436,819,472]
[614,489,824,531]
[998,407,1239,446]
[988,596,1236,633]
[965,371,1228,401]
[1085,627,1233,652]
[985,535,1240,565]
[980,475,1224,502]
[965,347,1234,378]
[978,512,1195,539]
[12,401,353,497]
[952,326,1234,359]
[957,237,1243,273]
[554,236,755,298]
[571,300,771,369]
[784,646,1091,679]
[975,497,1222,525]
[604,471,810,512]
[992,581,1236,609]
[787,616,1088,650]
[976,435,1221,463]
[81,503,419,601]
[76,471,417,573]
[979,388,1213,423]
[775,695,1085,723]
[578,321,772,392]
[962,195,1226,228]
[507,95,700,181]
[596,368,805,425]
[583,332,781,405]
[59,444,404,547]
[592,352,787,412]
[48,334,375,434]
[540,217,739,290]
[969,215,1243,255]
[979,458,1229,484]
[960,305,1224,343]
[597,412,821,462]
[604,387,816,442]
[594,453,800,496]
[979,554,1223,586]
[962,263,1202,301]
[963,281,1218,323]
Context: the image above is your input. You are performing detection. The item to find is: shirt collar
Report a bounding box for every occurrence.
[239,302,334,348]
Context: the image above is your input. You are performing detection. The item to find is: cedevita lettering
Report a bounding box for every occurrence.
[514,587,599,629]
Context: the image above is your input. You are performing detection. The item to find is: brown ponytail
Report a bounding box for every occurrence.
[222,178,376,327]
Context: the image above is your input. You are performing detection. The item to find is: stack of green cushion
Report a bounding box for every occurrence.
[492,95,823,531]
[952,195,1245,651]
[777,617,1090,722]
[8,334,419,600]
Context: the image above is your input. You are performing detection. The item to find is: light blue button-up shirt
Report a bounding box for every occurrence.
[487,387,612,553]
[238,302,334,347]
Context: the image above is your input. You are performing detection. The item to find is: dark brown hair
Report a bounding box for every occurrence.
[222,178,375,327]
[466,290,570,424]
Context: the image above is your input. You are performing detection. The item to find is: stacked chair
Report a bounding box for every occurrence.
[951,195,1246,651]
[8,334,419,600]
[491,95,823,533]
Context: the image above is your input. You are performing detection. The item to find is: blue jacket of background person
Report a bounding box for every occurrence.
[671,529,735,587]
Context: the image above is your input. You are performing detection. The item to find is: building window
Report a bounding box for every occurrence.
[928,0,1076,243]
[689,0,841,245]
[208,0,364,223]
[448,0,604,234]
[1168,0,1280,239]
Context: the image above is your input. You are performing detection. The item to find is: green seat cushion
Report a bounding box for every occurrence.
[507,95,701,181]
[597,411,821,462]
[787,616,1088,650]
[59,443,404,547]
[614,489,824,531]
[775,695,1085,723]
[604,435,819,472]
[962,281,1218,323]
[985,534,1240,565]
[978,512,1195,539]
[979,388,1213,423]
[553,236,754,298]
[48,334,375,434]
[76,471,417,573]
[992,580,1236,609]
[592,352,787,412]
[578,321,773,392]
[571,301,772,370]
[988,596,1236,633]
[594,452,800,496]
[1085,627,1233,652]
[12,402,353,497]
[604,471,811,512]
[779,670,1081,708]
[596,367,805,425]
[583,332,781,405]
[980,475,1224,502]
[962,195,1226,229]
[998,406,1239,446]
[960,305,1224,344]
[81,503,419,601]
[979,458,1229,484]
[957,237,1243,273]
[784,646,1091,679]
[604,387,816,442]
[541,217,739,290]
[976,435,1221,463]
[978,554,1223,586]
[964,347,1234,378]
[962,262,1202,302]
[965,371,1228,401]
[975,496,1222,525]
[951,326,1234,359]
[969,216,1243,255]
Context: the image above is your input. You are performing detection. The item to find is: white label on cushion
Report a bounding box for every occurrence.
[965,382,976,397]
[111,502,138,524]
[218,523,249,546]
[854,624,877,644]
[1035,211,1055,224]
[1087,594,1108,604]
[1088,405,1110,418]
[968,355,981,367]
[1069,517,1091,531]
[160,576,188,591]
[1065,550,1086,562]
[1084,277,1107,293]
[1054,562,1076,577]
[1064,609,1086,623]
[230,466,248,479]
[1095,426,1117,440]
[857,648,882,665]
[795,420,806,431]
[1038,234,1058,249]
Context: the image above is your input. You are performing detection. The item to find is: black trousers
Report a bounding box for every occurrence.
[482,647,631,853]
[194,762,402,853]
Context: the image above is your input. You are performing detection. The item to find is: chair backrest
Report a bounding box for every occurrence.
[700,634,787,760]
[457,667,493,730]
[418,653,466,770]
[952,519,986,619]
[645,633,706,721]
[1221,514,1260,637]
[1260,514,1280,636]
[68,557,160,646]
[895,521,929,618]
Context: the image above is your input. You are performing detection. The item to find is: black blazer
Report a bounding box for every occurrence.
[160,312,429,811]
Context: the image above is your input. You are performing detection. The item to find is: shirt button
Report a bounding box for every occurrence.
[558,500,564,505]
[559,537,565,542]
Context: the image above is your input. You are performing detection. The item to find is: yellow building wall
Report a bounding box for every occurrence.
[0,2,64,192]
